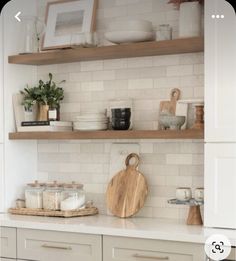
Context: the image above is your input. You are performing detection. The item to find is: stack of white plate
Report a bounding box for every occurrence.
[73,113,108,131]
[105,19,154,44]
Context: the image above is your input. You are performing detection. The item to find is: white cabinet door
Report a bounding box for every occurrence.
[17,229,102,261]
[205,0,236,142]
[103,236,205,261]
[0,227,17,259]
[205,144,236,229]
[0,144,4,212]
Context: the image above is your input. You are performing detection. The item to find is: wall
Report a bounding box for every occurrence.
[0,13,4,212]
[2,0,38,210]
[36,0,204,220]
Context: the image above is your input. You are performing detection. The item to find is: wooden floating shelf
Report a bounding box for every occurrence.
[8,37,204,66]
[9,130,204,140]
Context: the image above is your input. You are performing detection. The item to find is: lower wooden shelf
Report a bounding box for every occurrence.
[9,129,204,140]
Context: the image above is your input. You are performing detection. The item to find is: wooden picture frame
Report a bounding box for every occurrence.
[42,0,97,50]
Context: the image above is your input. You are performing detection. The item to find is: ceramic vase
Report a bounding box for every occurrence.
[179,2,201,38]
[23,105,37,122]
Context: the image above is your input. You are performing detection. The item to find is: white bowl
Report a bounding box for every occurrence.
[108,19,153,32]
[73,121,108,131]
[105,31,154,44]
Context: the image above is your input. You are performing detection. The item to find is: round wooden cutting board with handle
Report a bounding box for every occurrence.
[106,153,148,218]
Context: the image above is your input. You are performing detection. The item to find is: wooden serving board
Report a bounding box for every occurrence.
[106,153,148,218]
[160,88,181,115]
[9,207,99,218]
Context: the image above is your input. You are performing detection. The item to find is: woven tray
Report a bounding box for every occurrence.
[9,207,99,218]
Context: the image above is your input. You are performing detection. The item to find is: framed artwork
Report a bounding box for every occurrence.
[42,0,97,50]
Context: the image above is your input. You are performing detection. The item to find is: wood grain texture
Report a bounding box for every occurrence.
[106,154,148,218]
[8,129,204,140]
[160,88,181,115]
[186,206,203,225]
[9,37,204,65]
[9,207,98,218]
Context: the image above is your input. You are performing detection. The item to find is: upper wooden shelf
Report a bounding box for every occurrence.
[8,37,204,66]
[9,129,204,140]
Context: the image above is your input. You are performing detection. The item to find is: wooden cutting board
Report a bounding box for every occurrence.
[106,153,148,218]
[160,88,181,115]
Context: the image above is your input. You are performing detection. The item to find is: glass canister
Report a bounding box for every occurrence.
[155,24,172,41]
[25,181,44,209]
[61,182,85,211]
[43,181,63,210]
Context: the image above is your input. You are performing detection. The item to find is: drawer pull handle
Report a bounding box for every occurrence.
[133,254,169,260]
[41,244,72,250]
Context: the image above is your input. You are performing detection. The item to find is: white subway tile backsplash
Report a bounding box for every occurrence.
[154,77,180,89]
[104,59,127,70]
[128,79,153,90]
[36,0,204,221]
[127,57,153,68]
[153,55,180,67]
[92,70,116,81]
[81,61,103,72]
[140,143,154,153]
[38,144,59,153]
[166,154,193,165]
[115,0,140,6]
[127,1,152,15]
[59,144,80,153]
[180,53,204,65]
[103,6,127,18]
[167,65,193,76]
[69,72,92,82]
[194,64,204,75]
[81,82,104,92]
[152,207,179,219]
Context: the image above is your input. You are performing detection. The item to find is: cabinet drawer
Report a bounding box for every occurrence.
[103,236,204,261]
[0,227,17,259]
[17,228,102,261]
[0,259,15,261]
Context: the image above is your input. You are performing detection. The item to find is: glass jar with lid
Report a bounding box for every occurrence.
[43,181,63,210]
[61,182,85,211]
[25,180,45,209]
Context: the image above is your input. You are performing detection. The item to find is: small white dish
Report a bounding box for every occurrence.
[105,31,154,44]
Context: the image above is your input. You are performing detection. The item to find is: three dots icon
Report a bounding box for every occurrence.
[212,14,225,19]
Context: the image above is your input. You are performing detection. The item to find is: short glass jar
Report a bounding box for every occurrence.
[25,181,45,209]
[155,24,172,41]
[43,181,63,210]
[61,182,85,211]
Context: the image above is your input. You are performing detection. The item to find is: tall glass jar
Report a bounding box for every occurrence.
[25,181,45,209]
[43,181,63,210]
[61,183,85,211]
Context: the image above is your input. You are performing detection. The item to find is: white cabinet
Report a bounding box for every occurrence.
[103,236,205,261]
[17,228,102,261]
[0,144,4,212]
[0,12,3,144]
[204,0,236,229]
[205,0,236,142]
[205,144,236,229]
[0,227,17,259]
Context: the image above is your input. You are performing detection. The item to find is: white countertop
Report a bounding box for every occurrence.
[1,214,236,245]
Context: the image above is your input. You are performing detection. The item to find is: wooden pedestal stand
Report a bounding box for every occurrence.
[187,206,203,225]
[192,105,204,130]
[168,199,203,226]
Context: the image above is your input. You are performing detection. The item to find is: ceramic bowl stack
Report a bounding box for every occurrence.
[105,19,154,44]
[73,112,108,131]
